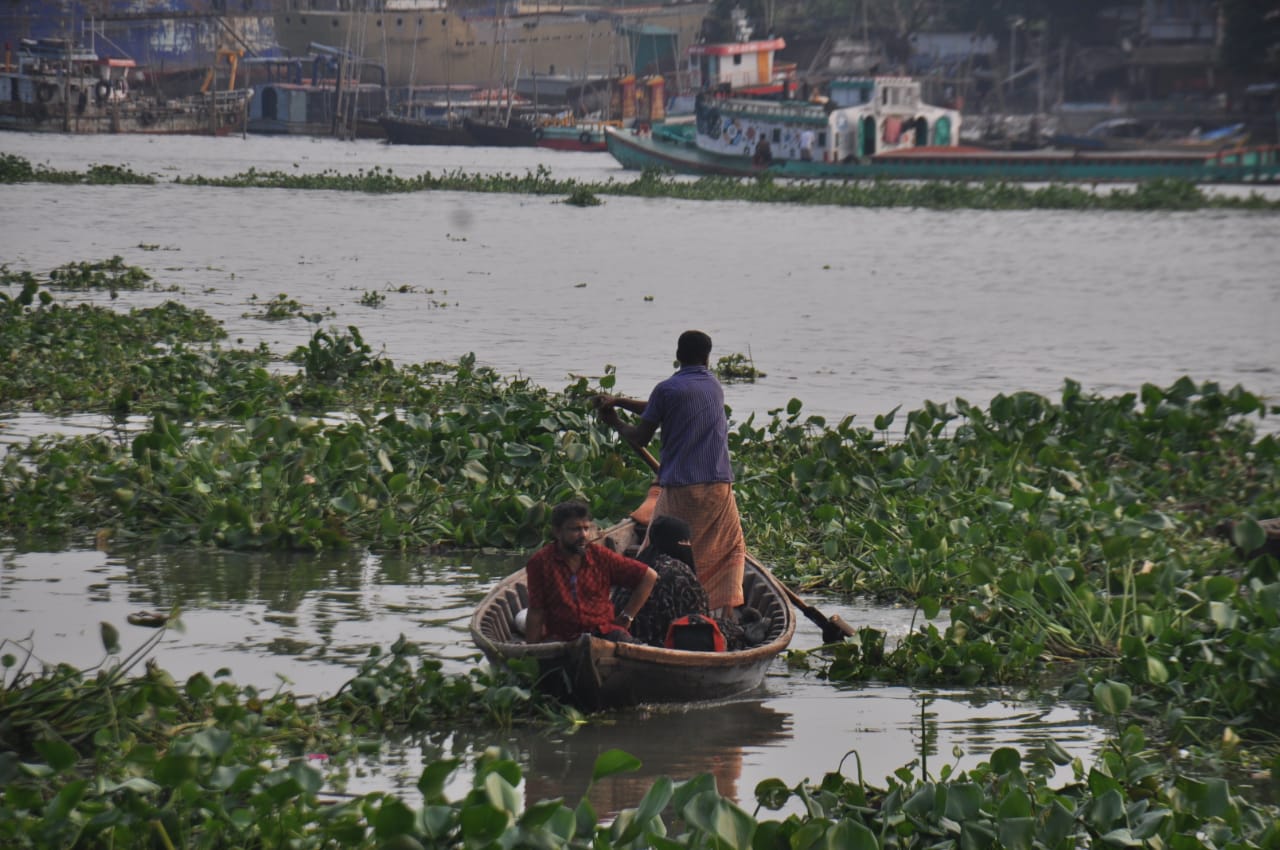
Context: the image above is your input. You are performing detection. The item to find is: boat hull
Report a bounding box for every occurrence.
[0,88,251,136]
[463,116,537,147]
[379,114,473,145]
[605,126,1280,184]
[535,124,609,152]
[469,517,796,711]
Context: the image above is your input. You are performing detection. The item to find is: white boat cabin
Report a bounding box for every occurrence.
[685,37,787,95]
[693,75,961,164]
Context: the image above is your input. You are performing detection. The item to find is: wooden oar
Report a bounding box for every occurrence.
[619,436,856,643]
[780,584,857,644]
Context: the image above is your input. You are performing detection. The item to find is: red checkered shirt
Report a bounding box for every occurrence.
[525,542,650,641]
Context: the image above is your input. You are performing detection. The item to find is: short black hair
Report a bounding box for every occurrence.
[676,330,713,365]
[550,500,591,529]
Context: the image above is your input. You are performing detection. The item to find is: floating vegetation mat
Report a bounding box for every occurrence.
[4,153,1279,212]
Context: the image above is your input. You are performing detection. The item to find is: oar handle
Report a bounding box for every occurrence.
[628,439,661,477]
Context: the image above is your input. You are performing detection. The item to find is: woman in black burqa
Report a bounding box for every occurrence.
[614,515,769,649]
[613,515,709,646]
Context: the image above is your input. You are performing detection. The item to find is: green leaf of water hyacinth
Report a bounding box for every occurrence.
[1093,681,1132,716]
[574,797,598,840]
[1146,656,1170,684]
[373,797,418,838]
[1230,517,1267,555]
[619,775,673,843]
[461,460,489,484]
[33,739,77,773]
[460,802,511,843]
[681,791,755,849]
[829,819,879,850]
[329,494,359,514]
[418,759,461,802]
[591,749,641,783]
[518,799,564,830]
[99,621,120,655]
[484,770,522,815]
[990,747,1021,774]
[945,782,984,820]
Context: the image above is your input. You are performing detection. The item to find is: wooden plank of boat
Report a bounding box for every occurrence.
[468,516,796,711]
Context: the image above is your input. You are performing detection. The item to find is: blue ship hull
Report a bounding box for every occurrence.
[1,1,277,71]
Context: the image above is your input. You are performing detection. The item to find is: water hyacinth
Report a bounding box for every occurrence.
[2,270,1279,841]
[1,634,1277,849]
[4,153,1279,212]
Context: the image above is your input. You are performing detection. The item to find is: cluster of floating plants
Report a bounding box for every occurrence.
[5,154,1280,212]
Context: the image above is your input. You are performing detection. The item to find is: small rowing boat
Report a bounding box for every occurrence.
[468,514,796,711]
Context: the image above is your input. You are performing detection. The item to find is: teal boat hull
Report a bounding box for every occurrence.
[605,126,1280,184]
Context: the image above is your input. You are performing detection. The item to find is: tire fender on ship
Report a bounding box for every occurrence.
[95,81,110,104]
[533,127,544,141]
[579,130,592,145]
[37,82,57,103]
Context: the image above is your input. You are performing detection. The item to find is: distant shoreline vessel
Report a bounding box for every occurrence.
[272,1,711,91]
[0,1,277,77]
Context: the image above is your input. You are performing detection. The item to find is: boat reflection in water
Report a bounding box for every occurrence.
[519,698,791,811]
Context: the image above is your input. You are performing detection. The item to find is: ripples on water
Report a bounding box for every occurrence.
[2,132,1277,428]
[2,131,1277,810]
[12,542,1100,804]
[3,544,1100,810]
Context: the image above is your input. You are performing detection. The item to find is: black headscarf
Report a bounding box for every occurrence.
[639,515,696,573]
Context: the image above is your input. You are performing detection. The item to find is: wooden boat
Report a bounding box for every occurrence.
[469,515,796,711]
[245,55,387,138]
[379,113,474,146]
[463,115,538,147]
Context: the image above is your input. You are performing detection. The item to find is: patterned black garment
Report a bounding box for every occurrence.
[614,515,768,650]
[614,552,709,647]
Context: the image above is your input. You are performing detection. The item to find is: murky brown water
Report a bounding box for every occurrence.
[1,544,1100,810]
[2,132,1277,429]
[2,131,1277,810]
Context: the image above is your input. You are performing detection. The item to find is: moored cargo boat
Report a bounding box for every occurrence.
[0,39,251,135]
[606,122,1280,183]
[606,75,1280,184]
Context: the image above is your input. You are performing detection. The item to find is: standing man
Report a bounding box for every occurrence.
[594,330,746,618]
[525,500,657,643]
[799,128,815,161]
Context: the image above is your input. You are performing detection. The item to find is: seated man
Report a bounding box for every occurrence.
[524,500,658,643]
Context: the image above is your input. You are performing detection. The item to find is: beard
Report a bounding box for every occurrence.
[565,541,585,555]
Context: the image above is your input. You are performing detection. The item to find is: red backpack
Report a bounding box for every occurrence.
[664,614,727,652]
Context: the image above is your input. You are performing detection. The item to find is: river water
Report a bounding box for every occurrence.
[2,131,1278,811]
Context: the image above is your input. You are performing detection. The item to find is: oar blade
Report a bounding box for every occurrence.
[821,614,857,644]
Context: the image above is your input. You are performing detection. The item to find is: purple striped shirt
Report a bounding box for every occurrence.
[642,366,734,487]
